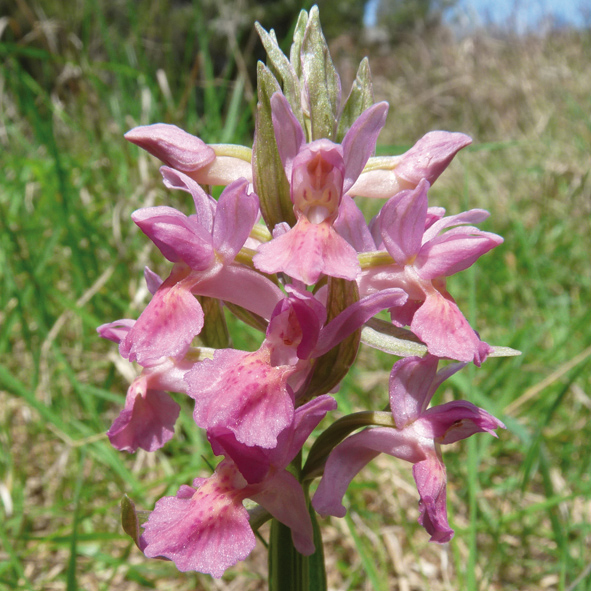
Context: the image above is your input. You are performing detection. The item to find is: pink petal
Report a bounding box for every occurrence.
[142,462,255,577]
[187,349,295,449]
[379,180,429,265]
[270,92,306,179]
[196,264,284,320]
[341,101,389,192]
[253,217,360,285]
[208,430,272,484]
[422,208,491,244]
[334,194,377,252]
[212,179,259,262]
[394,131,472,188]
[132,206,214,271]
[160,166,216,232]
[412,455,454,543]
[388,355,439,429]
[125,123,215,172]
[312,427,425,518]
[415,226,503,280]
[144,266,163,295]
[251,470,315,555]
[97,318,135,344]
[107,377,180,452]
[417,400,505,444]
[272,395,338,468]
[410,291,486,364]
[120,271,204,365]
[314,288,408,357]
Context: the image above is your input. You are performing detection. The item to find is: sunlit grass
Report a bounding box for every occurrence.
[1,4,590,590]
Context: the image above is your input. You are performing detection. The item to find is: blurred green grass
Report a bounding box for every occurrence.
[1,3,591,590]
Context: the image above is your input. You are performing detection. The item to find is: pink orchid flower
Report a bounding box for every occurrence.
[119,172,283,366]
[186,285,408,450]
[141,395,337,577]
[359,179,503,364]
[349,130,472,199]
[124,123,253,186]
[253,92,389,284]
[312,354,505,543]
[97,317,192,452]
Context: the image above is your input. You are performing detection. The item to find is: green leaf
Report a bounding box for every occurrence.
[336,57,375,143]
[268,500,326,591]
[121,495,152,552]
[299,6,341,141]
[360,317,428,358]
[253,62,296,231]
[289,9,309,80]
[255,22,303,127]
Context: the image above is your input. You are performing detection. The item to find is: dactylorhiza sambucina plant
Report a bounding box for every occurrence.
[98,7,518,587]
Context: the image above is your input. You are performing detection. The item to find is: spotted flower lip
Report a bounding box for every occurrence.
[141,395,338,577]
[312,355,505,543]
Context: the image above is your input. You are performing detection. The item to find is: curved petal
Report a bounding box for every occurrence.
[97,318,135,344]
[270,92,306,179]
[125,123,215,172]
[160,166,216,232]
[394,130,472,188]
[422,208,491,244]
[314,288,408,357]
[341,102,389,192]
[251,470,315,555]
[107,378,180,452]
[144,266,163,295]
[212,179,259,262]
[379,180,429,265]
[412,454,454,543]
[312,427,425,518]
[417,400,505,444]
[273,395,338,468]
[196,264,284,320]
[389,355,439,429]
[415,226,503,280]
[334,194,377,253]
[132,206,214,271]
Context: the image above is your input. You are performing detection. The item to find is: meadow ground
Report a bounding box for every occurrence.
[1,5,590,590]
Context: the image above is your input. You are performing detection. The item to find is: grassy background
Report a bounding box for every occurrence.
[1,2,591,590]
